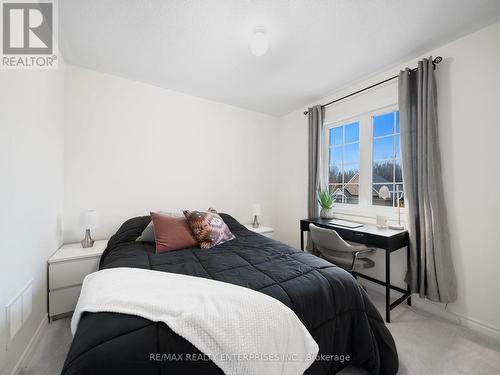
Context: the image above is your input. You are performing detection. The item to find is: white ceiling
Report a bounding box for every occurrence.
[59,0,500,116]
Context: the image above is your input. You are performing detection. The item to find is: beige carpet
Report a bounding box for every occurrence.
[18,290,500,375]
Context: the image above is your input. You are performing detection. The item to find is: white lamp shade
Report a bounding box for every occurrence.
[82,210,99,230]
[378,185,391,200]
[250,30,269,56]
[252,203,262,216]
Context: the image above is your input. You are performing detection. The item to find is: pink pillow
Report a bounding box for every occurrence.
[183,209,235,249]
[150,212,198,253]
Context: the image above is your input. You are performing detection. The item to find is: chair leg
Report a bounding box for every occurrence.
[349,251,361,272]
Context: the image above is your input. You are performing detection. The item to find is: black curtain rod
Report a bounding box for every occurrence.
[303,56,443,115]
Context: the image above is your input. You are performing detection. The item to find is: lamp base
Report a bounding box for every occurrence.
[388,224,405,230]
[81,229,95,248]
[252,215,260,228]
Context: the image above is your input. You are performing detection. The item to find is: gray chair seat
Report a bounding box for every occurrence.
[309,223,376,272]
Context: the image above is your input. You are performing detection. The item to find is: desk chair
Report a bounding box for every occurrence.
[309,224,375,273]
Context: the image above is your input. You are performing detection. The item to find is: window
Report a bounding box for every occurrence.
[325,106,405,213]
[372,111,404,207]
[328,122,360,204]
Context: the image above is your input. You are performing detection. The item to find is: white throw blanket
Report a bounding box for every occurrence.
[71,267,319,375]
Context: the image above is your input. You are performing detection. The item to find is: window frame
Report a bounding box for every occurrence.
[323,103,408,221]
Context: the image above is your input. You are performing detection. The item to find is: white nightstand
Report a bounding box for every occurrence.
[244,225,275,239]
[47,240,108,321]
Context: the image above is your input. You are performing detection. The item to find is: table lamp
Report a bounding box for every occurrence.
[389,186,405,230]
[377,186,391,228]
[81,210,99,248]
[252,203,262,228]
[378,185,391,201]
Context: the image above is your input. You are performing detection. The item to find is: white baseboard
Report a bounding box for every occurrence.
[446,309,500,344]
[9,314,48,375]
[359,278,500,344]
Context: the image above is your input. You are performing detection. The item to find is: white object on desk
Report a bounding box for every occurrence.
[376,215,388,228]
[328,219,363,229]
[47,240,108,321]
[244,225,275,239]
[389,185,405,230]
[326,222,406,237]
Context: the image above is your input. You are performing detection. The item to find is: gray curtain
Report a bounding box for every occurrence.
[307,105,325,253]
[399,57,457,303]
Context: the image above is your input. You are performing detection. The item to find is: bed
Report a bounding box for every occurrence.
[62,214,398,375]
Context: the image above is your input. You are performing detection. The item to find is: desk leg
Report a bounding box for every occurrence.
[300,230,304,251]
[386,251,391,323]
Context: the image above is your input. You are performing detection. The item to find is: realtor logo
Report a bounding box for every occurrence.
[1,0,58,69]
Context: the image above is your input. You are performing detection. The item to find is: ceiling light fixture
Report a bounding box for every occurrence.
[250,28,269,57]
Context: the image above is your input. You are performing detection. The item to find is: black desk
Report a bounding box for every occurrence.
[300,218,411,323]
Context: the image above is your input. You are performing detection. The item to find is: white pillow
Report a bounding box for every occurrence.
[136,212,183,242]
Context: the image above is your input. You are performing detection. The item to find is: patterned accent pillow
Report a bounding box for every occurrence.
[183,209,235,249]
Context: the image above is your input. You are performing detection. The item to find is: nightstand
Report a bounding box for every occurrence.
[244,225,275,239]
[47,240,108,321]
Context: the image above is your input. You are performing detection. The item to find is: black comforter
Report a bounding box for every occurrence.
[62,214,398,375]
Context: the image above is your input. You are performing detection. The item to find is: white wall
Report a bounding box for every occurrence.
[276,22,500,335]
[63,66,279,242]
[0,64,65,373]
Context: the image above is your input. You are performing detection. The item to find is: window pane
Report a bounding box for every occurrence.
[373,136,394,160]
[373,160,394,183]
[345,122,359,143]
[330,146,342,165]
[327,121,360,205]
[329,164,342,183]
[344,184,359,204]
[343,143,359,164]
[330,127,343,146]
[395,159,403,182]
[372,184,394,207]
[343,163,359,183]
[330,184,345,203]
[395,135,401,159]
[371,111,404,207]
[373,112,394,137]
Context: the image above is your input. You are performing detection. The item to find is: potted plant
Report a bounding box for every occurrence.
[317,188,336,219]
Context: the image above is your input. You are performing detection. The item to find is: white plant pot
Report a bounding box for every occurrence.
[320,208,334,219]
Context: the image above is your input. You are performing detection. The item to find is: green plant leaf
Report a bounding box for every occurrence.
[317,187,335,209]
